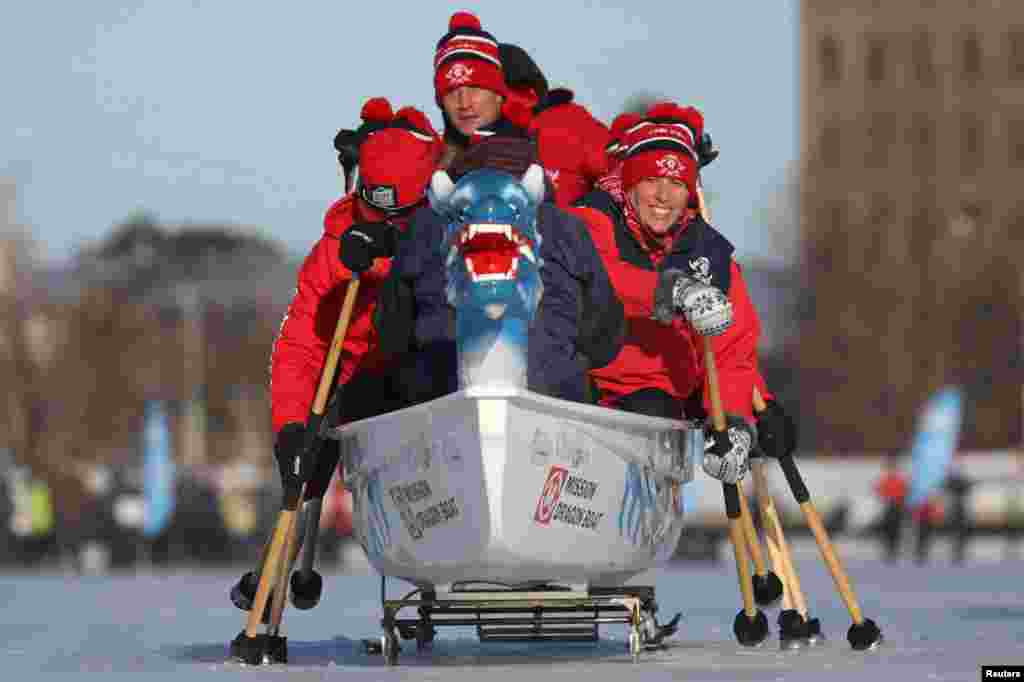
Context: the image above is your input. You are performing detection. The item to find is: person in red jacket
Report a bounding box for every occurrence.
[571,102,768,484]
[498,41,609,206]
[269,96,443,499]
[432,12,607,206]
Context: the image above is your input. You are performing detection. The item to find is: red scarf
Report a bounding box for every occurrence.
[597,164,691,264]
[622,193,689,266]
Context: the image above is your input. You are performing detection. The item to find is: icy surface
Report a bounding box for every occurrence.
[2,558,1022,680]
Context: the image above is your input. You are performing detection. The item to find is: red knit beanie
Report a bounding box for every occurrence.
[620,103,703,192]
[434,12,508,102]
[356,98,443,212]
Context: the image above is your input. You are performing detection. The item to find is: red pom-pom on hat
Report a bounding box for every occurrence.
[645,102,703,138]
[610,112,642,140]
[394,106,437,137]
[449,11,482,31]
[361,97,393,123]
[645,101,687,120]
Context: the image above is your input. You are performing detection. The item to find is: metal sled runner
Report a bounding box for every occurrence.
[362,579,677,664]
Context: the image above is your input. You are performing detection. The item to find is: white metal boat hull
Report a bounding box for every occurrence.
[330,387,702,588]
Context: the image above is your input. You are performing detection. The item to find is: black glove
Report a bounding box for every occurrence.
[697,132,719,168]
[755,399,798,460]
[274,422,313,493]
[339,222,396,273]
[651,268,690,324]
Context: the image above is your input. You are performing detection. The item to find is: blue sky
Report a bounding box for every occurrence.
[1,1,799,265]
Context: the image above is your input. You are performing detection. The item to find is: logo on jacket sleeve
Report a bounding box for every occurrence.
[689,256,712,284]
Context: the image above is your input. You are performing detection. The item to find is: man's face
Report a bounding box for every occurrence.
[628,177,690,235]
[442,86,504,137]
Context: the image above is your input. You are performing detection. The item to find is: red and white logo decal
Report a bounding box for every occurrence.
[656,154,685,177]
[446,63,475,86]
[534,465,567,525]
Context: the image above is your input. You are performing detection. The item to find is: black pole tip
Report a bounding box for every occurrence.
[806,616,825,645]
[263,635,288,664]
[734,609,770,646]
[847,618,882,650]
[777,609,808,638]
[229,631,266,665]
[290,570,324,611]
[753,572,785,607]
[230,571,259,612]
[228,571,274,624]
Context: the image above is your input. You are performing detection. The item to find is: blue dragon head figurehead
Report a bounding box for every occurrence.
[429,164,545,390]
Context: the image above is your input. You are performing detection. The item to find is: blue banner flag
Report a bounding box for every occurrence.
[143,399,176,538]
[907,386,963,508]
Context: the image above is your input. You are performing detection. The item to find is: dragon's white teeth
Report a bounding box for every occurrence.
[518,244,536,263]
[466,223,515,238]
[465,257,475,275]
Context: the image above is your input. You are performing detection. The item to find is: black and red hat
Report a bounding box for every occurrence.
[341,97,443,214]
[620,102,703,192]
[434,12,508,102]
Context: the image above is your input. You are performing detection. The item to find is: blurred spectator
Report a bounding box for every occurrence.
[1005,472,1024,561]
[944,468,973,565]
[912,496,945,565]
[3,462,57,566]
[875,458,907,563]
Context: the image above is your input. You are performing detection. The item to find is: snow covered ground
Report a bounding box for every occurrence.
[2,555,1021,680]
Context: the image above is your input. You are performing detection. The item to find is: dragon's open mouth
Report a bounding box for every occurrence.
[451,223,537,282]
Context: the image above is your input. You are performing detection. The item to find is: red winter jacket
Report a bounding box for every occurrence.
[269,196,397,433]
[570,194,769,420]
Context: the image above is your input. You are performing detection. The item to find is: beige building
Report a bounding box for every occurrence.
[800,1,1023,450]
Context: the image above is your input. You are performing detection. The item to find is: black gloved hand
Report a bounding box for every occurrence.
[755,399,798,460]
[274,422,313,493]
[651,268,690,324]
[697,132,719,168]
[339,222,396,273]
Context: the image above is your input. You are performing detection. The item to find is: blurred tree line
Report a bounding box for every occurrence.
[0,201,299,539]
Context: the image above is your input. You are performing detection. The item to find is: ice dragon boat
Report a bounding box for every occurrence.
[329,165,703,662]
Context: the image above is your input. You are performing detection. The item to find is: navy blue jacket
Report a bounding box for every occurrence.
[375,201,625,404]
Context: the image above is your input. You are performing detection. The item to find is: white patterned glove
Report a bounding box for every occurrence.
[650,268,733,336]
[702,415,755,484]
[676,278,733,337]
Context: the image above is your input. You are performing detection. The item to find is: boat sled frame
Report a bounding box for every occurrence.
[364,575,665,664]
